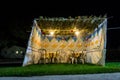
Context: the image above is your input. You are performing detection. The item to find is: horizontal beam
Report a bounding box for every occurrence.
[107,27,120,30]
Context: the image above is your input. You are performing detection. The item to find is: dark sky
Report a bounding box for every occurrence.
[0,3,120,49]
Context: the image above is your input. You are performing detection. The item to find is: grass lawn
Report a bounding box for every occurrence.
[0,62,120,76]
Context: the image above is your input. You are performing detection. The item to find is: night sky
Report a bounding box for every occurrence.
[0,3,120,50]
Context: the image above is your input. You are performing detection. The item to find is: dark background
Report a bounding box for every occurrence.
[0,1,120,61]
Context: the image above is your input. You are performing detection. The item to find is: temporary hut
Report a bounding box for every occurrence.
[23,16,107,66]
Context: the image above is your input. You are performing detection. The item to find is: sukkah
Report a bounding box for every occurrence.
[23,16,107,66]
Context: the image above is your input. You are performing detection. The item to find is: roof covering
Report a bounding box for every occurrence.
[35,16,107,35]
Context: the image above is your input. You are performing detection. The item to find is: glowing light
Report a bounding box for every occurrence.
[49,31,54,36]
[75,31,80,36]
[16,51,19,54]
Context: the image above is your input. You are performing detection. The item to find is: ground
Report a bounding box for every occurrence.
[0,73,120,80]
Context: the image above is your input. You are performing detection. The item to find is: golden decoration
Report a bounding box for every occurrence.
[60,44,66,48]
[68,43,74,48]
[77,44,82,48]
[52,44,58,48]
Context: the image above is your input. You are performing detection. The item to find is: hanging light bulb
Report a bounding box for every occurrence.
[49,30,55,36]
[50,31,54,35]
[75,31,80,36]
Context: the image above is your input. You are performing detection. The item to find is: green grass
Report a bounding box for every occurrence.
[0,62,120,76]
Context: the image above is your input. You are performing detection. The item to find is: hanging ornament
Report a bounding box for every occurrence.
[47,36,53,42]
[42,31,45,35]
[64,36,70,42]
[56,36,62,42]
[71,30,74,33]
